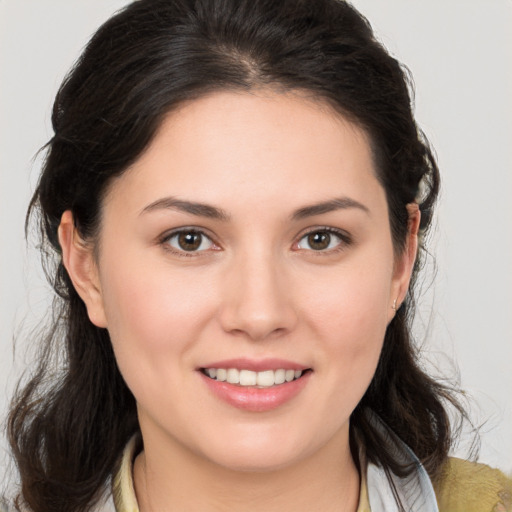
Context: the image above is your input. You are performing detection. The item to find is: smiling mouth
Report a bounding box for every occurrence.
[200,368,310,388]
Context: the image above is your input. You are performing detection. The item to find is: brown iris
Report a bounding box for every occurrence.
[307,231,331,250]
[178,232,202,251]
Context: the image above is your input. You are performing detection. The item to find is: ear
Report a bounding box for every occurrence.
[58,210,108,328]
[388,203,420,319]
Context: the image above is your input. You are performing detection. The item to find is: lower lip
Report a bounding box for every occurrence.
[200,371,311,412]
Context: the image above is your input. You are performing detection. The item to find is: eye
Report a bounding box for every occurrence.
[164,230,215,253]
[296,229,349,252]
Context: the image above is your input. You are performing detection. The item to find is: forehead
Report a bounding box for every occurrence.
[102,89,384,218]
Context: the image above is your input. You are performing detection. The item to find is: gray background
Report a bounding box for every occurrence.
[1,0,511,475]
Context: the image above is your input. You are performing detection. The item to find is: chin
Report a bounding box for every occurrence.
[196,429,317,474]
[209,449,303,474]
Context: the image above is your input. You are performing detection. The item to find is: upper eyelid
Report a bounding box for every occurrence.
[297,226,351,241]
[160,226,216,242]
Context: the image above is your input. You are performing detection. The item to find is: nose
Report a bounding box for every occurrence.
[218,249,298,341]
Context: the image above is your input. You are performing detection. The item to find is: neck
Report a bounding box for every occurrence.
[133,425,360,512]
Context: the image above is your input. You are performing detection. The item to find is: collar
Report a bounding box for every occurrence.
[112,435,141,512]
[362,411,439,512]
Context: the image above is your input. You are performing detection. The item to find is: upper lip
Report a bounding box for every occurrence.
[198,358,310,372]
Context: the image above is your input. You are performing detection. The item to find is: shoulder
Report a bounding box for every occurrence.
[434,457,512,512]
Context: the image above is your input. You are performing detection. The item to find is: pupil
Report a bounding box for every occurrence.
[178,232,201,251]
[308,232,330,250]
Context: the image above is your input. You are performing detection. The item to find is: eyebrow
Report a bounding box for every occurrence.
[140,197,230,221]
[291,197,370,220]
[140,195,369,221]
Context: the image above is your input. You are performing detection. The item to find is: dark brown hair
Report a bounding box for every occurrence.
[8,0,464,510]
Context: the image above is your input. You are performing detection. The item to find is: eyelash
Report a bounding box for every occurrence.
[159,228,218,258]
[159,226,352,258]
[295,226,352,255]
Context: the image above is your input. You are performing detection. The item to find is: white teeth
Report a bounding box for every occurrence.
[274,369,286,385]
[239,370,257,386]
[226,368,239,384]
[256,370,275,387]
[204,367,306,387]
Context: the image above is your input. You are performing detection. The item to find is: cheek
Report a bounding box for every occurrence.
[97,258,221,418]
[98,254,217,361]
[300,260,391,390]
[304,261,391,339]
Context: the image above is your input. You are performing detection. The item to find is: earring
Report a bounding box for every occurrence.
[392,299,397,311]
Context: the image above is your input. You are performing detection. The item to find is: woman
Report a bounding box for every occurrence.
[4,0,511,511]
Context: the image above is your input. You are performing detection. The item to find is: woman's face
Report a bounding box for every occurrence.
[68,90,416,472]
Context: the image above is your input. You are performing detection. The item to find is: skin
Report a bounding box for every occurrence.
[59,89,419,512]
